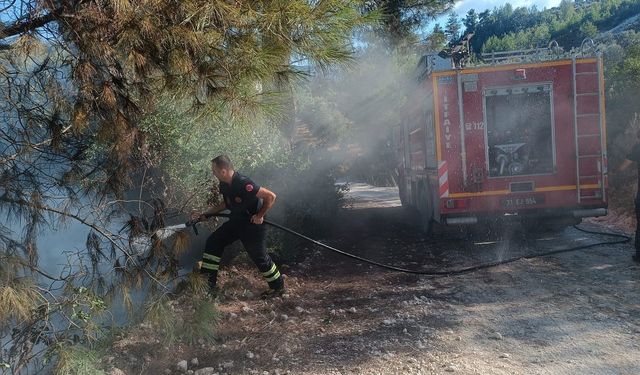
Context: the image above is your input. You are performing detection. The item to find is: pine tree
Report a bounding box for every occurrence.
[445,12,461,43]
[463,9,479,34]
[362,0,454,47]
[0,0,372,371]
[425,23,448,51]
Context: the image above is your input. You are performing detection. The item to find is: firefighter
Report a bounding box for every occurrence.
[616,135,640,263]
[190,154,285,297]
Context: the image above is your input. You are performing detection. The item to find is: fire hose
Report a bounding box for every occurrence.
[156,213,632,277]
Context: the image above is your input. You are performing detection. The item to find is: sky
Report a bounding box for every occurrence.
[453,0,563,16]
[430,0,564,30]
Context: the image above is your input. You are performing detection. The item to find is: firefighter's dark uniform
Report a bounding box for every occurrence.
[200,172,284,290]
[627,144,640,261]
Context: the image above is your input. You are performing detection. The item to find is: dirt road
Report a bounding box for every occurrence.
[108,183,640,375]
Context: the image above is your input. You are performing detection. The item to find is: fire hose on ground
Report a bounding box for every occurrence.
[153,213,632,277]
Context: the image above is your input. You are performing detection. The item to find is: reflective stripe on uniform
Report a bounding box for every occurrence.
[262,263,281,282]
[266,271,281,282]
[201,262,219,271]
[203,253,221,262]
[261,263,277,277]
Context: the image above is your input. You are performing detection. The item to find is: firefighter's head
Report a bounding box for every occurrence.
[211,154,234,183]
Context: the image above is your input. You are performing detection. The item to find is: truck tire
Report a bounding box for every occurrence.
[398,183,408,207]
[417,182,434,235]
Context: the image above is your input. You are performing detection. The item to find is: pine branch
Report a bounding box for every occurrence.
[7,257,70,281]
[0,12,57,41]
[0,196,134,260]
[0,124,73,165]
[0,196,173,290]
[0,0,17,13]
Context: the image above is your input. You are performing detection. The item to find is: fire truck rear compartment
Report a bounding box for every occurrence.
[485,85,554,177]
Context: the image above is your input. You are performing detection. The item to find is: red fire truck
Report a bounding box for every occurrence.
[394,43,607,230]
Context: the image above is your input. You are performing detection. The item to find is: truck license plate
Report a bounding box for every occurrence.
[501,196,544,207]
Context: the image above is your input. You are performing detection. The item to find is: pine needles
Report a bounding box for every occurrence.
[143,290,220,345]
[0,281,42,326]
[53,345,107,375]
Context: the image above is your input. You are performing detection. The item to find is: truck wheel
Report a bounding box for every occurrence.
[421,212,434,235]
[418,183,434,235]
[399,185,407,207]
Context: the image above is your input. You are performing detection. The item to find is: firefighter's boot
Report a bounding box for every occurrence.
[261,269,285,299]
[208,276,217,294]
[260,287,286,299]
[259,262,285,299]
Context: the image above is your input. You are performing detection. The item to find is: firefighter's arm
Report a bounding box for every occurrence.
[190,201,227,222]
[251,187,276,225]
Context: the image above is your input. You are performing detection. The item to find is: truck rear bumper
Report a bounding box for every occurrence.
[442,207,607,225]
